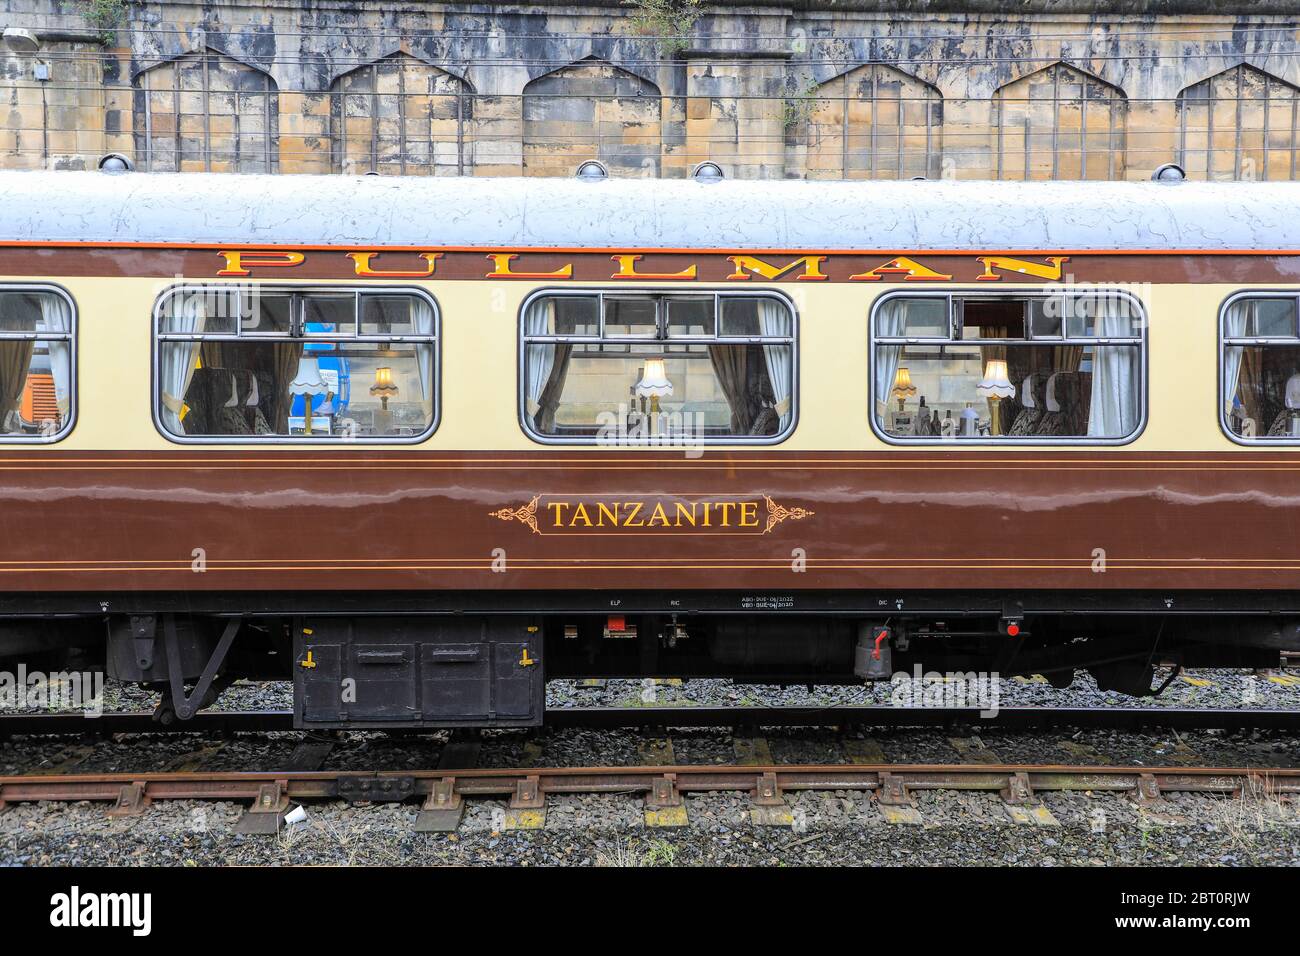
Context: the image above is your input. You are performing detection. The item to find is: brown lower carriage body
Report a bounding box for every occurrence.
[1,449,1297,591]
[2,449,1298,724]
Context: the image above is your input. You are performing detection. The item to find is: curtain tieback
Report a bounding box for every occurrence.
[162,392,192,420]
[774,398,792,417]
[525,398,541,417]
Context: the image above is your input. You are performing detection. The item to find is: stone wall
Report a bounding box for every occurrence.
[1,0,1298,179]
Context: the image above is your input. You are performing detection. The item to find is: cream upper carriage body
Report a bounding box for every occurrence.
[0,172,1299,452]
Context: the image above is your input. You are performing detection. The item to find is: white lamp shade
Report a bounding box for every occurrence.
[369,365,400,401]
[288,356,329,396]
[891,366,917,397]
[635,358,674,399]
[976,359,1016,399]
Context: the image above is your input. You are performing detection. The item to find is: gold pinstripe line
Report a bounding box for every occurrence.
[3,563,1300,573]
[0,556,1293,565]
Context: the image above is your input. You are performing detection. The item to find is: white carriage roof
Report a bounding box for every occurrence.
[1,171,1299,251]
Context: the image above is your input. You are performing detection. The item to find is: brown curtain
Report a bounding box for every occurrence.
[1054,345,1084,373]
[268,343,301,434]
[709,344,755,434]
[0,294,38,431]
[200,341,228,370]
[0,340,33,430]
[978,327,1010,393]
[535,343,572,433]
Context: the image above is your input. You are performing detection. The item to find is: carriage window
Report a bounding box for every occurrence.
[521,292,795,444]
[0,288,74,441]
[154,286,437,441]
[1221,294,1300,441]
[871,292,1144,442]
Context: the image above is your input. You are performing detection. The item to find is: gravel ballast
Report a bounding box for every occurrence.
[3,669,1299,866]
[3,788,1299,867]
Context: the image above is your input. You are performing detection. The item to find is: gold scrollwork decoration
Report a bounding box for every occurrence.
[763,495,815,534]
[489,494,541,534]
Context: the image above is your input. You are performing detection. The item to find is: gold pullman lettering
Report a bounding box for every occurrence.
[207,250,1076,282]
[348,251,443,277]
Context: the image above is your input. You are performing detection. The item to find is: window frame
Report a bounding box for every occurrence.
[0,282,77,445]
[1218,288,1300,446]
[868,288,1148,447]
[517,287,799,446]
[151,283,440,445]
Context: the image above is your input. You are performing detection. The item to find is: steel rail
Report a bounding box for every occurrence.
[0,763,1296,810]
[2,705,1300,737]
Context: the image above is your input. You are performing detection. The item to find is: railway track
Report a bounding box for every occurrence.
[1,763,1295,833]
[6,706,1297,834]
[2,704,1300,737]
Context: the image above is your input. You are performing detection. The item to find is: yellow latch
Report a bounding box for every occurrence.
[519,648,537,667]
[300,650,318,670]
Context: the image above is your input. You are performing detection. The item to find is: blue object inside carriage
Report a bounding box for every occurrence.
[288,324,352,426]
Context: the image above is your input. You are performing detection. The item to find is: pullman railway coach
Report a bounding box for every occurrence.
[1,167,1300,726]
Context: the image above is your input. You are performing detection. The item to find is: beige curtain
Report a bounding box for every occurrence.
[1240,347,1265,432]
[159,294,206,435]
[873,299,907,420]
[534,343,572,433]
[39,295,71,420]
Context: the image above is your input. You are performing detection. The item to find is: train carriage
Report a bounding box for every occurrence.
[1,168,1300,725]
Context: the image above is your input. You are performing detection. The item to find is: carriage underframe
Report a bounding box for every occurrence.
[1,590,1292,726]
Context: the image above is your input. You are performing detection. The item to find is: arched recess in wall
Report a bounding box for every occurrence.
[1178,64,1300,181]
[330,52,474,175]
[801,64,942,180]
[992,63,1127,180]
[133,48,278,173]
[522,57,662,177]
